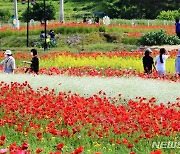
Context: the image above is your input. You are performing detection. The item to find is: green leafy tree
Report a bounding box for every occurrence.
[157,10,180,20]
[100,0,180,19]
[21,2,56,23]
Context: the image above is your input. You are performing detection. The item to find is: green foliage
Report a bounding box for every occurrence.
[0,9,11,22]
[33,39,57,48]
[21,2,56,22]
[157,10,180,20]
[138,29,180,45]
[99,25,108,32]
[2,37,27,47]
[100,0,180,19]
[100,32,121,43]
[122,37,137,45]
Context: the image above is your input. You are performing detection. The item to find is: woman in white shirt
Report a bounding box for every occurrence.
[155,48,170,76]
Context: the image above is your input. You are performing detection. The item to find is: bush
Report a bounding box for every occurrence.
[0,9,11,22]
[138,29,180,45]
[100,32,121,43]
[99,25,108,32]
[33,39,57,48]
[157,10,180,20]
[122,37,137,45]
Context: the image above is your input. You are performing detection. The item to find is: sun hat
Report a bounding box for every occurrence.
[4,50,12,55]
[145,48,152,53]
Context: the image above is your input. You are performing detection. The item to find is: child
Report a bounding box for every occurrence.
[23,49,39,74]
[155,48,170,76]
[0,50,16,74]
[142,48,156,74]
[175,49,180,76]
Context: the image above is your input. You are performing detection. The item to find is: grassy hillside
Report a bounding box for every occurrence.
[1,0,100,22]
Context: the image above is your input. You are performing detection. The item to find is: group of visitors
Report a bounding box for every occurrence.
[142,48,180,76]
[0,49,39,75]
[40,30,56,42]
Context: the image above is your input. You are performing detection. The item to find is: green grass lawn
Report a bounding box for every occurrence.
[1,0,99,22]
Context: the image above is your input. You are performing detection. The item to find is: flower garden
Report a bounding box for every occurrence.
[0,22,180,154]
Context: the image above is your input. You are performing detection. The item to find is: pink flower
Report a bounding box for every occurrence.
[0,148,8,154]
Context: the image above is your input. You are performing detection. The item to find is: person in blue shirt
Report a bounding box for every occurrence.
[175,18,180,39]
[175,49,180,76]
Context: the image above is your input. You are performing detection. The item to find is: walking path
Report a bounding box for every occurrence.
[150,45,180,51]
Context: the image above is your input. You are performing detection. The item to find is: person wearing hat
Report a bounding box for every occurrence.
[142,48,156,74]
[22,49,39,74]
[0,50,16,74]
[175,49,180,76]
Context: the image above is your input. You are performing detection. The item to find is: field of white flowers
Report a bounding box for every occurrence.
[1,73,180,104]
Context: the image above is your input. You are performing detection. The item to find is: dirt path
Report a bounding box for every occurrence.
[137,45,180,52]
[150,45,180,51]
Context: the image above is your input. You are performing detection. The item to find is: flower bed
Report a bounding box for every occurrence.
[1,50,179,82]
[0,81,179,153]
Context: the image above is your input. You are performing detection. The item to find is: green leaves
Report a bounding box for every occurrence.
[21,2,56,22]
[138,29,180,45]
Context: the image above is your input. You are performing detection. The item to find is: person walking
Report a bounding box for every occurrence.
[23,49,39,74]
[155,48,170,76]
[142,48,156,74]
[175,49,180,76]
[175,18,180,39]
[0,50,16,74]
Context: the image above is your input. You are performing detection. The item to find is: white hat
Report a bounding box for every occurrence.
[145,48,152,53]
[4,50,12,55]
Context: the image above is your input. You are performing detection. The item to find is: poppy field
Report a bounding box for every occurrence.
[0,49,180,154]
[0,22,176,38]
[0,49,180,81]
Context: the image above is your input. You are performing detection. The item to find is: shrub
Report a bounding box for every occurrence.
[157,10,180,20]
[0,9,11,22]
[99,25,108,32]
[138,29,180,45]
[100,32,121,43]
[122,37,137,45]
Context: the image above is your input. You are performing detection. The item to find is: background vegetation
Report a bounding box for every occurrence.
[0,0,180,52]
[1,0,180,22]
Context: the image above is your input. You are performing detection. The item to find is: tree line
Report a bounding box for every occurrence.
[95,0,180,19]
[0,0,180,23]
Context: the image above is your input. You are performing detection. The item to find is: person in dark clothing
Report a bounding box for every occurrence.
[40,31,45,39]
[175,19,180,39]
[23,49,39,74]
[142,48,156,74]
[49,30,55,42]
